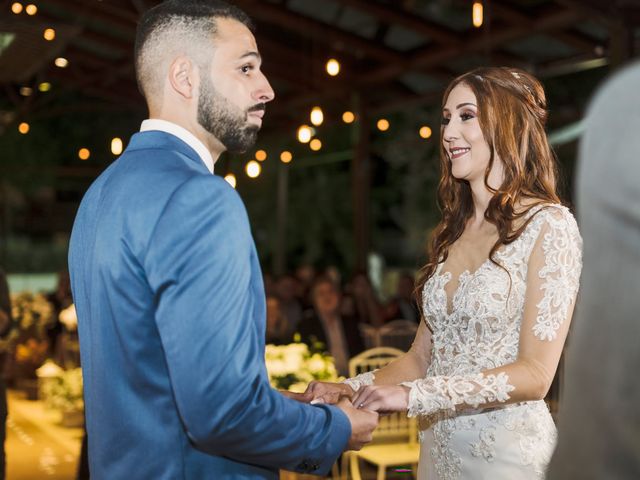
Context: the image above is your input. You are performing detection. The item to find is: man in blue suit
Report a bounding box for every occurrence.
[68,1,378,478]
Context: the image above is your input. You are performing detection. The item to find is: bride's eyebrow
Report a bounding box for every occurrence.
[456,102,477,109]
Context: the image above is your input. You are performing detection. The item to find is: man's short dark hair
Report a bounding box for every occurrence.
[134,0,253,101]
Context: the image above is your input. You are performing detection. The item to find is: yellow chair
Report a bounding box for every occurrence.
[342,347,420,480]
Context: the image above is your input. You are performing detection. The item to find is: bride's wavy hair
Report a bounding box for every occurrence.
[416,66,562,309]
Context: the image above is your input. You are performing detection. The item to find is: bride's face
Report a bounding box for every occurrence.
[442,83,503,187]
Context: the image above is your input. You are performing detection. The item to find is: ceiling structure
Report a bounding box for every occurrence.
[1,0,639,138]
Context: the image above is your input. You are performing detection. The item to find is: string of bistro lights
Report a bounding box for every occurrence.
[9,1,487,188]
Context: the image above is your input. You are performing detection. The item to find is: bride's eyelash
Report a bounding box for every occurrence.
[441,117,450,126]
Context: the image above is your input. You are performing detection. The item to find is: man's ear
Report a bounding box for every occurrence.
[168,56,197,99]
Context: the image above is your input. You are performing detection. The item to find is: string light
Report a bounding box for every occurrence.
[18,122,30,134]
[377,119,390,132]
[38,82,51,92]
[25,3,37,15]
[310,106,324,126]
[342,111,355,124]
[309,139,322,151]
[326,59,340,76]
[55,57,69,68]
[11,3,23,14]
[255,149,267,161]
[472,2,483,28]
[19,87,33,96]
[280,151,292,164]
[78,148,91,161]
[419,126,432,139]
[297,125,312,143]
[224,173,237,188]
[43,28,56,41]
[111,137,123,155]
[246,160,261,178]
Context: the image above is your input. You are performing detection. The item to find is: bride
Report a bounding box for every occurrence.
[304,66,582,479]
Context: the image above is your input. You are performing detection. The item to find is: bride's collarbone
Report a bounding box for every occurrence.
[444,232,500,277]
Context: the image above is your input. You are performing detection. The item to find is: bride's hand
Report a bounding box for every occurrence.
[302,381,355,405]
[351,385,410,414]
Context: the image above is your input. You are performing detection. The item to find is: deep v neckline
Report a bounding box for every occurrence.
[434,204,548,317]
[436,258,495,316]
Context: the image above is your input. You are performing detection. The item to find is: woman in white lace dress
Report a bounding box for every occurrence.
[304,67,582,479]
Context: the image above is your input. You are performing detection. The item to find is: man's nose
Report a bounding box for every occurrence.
[254,71,275,103]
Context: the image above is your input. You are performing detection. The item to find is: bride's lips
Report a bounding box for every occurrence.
[449,147,470,159]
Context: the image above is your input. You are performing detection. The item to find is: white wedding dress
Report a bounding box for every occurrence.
[346,204,582,479]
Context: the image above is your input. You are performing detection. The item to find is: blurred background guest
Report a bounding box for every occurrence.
[298,276,364,376]
[342,271,384,327]
[383,272,420,324]
[275,274,304,339]
[265,295,289,345]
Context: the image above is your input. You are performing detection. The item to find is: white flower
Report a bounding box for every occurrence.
[59,304,78,331]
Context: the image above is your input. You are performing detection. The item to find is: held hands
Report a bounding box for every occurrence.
[352,385,410,414]
[301,381,356,405]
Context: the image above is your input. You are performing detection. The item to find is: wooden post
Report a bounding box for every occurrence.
[273,161,289,276]
[351,96,371,272]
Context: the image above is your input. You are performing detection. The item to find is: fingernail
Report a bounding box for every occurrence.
[310,399,321,405]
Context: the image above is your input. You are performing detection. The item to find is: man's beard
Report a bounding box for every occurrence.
[197,77,262,154]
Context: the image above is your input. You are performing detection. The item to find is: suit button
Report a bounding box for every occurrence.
[296,460,309,472]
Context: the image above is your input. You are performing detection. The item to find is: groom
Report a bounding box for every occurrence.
[68,1,378,478]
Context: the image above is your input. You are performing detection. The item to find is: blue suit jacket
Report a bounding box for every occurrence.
[69,131,351,479]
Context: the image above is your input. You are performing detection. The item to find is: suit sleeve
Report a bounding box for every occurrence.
[143,176,350,474]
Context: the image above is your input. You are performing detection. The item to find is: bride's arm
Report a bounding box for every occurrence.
[354,208,583,415]
[304,320,433,403]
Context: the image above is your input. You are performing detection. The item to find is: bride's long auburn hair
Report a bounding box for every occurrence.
[416,67,562,308]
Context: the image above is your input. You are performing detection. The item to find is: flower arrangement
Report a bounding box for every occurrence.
[39,366,84,413]
[9,292,54,379]
[265,342,340,393]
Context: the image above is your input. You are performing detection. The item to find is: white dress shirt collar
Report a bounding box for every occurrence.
[140,119,215,174]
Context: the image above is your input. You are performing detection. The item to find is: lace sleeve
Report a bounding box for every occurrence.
[343,371,376,392]
[401,206,582,416]
[530,208,582,341]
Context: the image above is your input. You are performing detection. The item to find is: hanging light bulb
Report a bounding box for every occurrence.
[11,3,23,14]
[309,139,322,151]
[25,3,37,15]
[297,125,313,143]
[78,148,91,160]
[326,58,340,76]
[38,82,51,92]
[280,151,293,164]
[255,149,267,161]
[224,173,237,188]
[246,160,261,178]
[111,137,123,155]
[55,57,69,68]
[472,2,483,28]
[419,126,432,139]
[310,106,324,126]
[18,122,30,134]
[43,28,56,41]
[342,111,355,124]
[377,119,390,132]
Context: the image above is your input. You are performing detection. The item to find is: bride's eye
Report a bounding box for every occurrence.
[441,117,450,126]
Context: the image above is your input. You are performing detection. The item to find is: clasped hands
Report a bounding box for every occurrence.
[280,381,410,451]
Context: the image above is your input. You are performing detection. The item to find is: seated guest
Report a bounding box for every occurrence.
[383,272,420,324]
[298,276,364,376]
[265,295,289,345]
[275,274,304,338]
[342,271,384,327]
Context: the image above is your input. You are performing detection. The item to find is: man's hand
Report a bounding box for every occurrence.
[301,381,355,405]
[279,390,310,402]
[351,385,410,414]
[335,397,378,451]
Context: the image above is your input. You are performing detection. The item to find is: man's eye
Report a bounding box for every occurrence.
[241,65,254,74]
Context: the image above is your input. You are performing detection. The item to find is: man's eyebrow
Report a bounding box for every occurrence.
[239,51,261,61]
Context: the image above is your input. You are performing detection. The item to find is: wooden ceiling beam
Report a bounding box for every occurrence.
[233,0,403,64]
[363,7,585,85]
[333,0,461,45]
